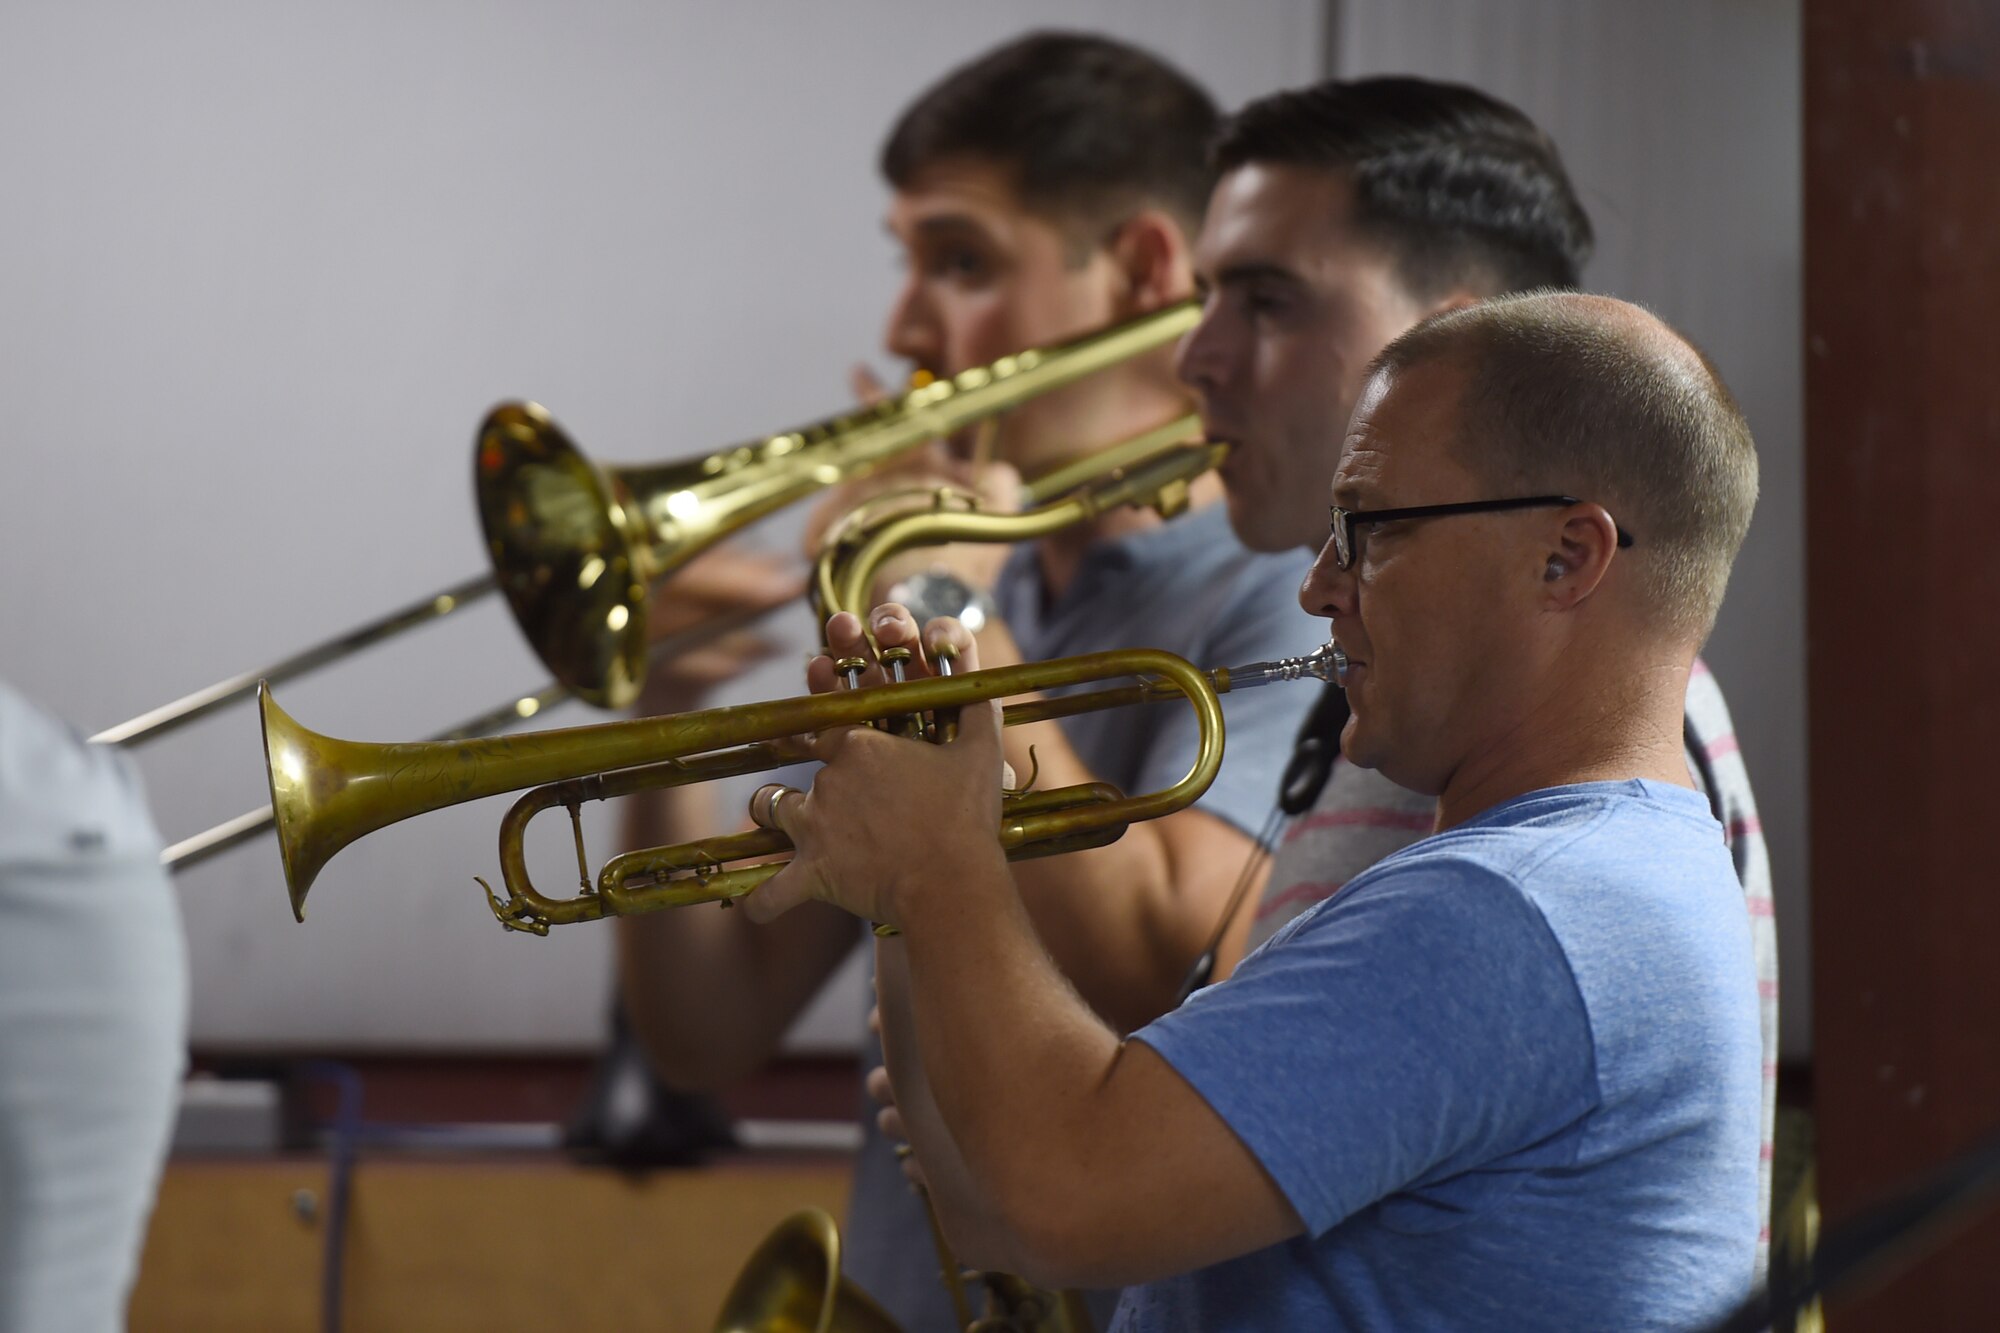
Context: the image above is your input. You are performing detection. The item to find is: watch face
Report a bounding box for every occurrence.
[894,570,990,634]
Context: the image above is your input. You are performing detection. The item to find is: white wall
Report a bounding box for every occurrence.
[1331,0,1809,1056]
[4,1,1808,1059]
[0,0,1325,1051]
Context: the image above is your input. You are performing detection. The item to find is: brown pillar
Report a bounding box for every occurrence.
[1806,0,2000,1324]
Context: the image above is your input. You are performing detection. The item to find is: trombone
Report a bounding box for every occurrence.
[128,299,1200,871]
[259,643,1343,928]
[476,299,1199,711]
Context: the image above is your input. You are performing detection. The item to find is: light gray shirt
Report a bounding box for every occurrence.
[0,682,188,1333]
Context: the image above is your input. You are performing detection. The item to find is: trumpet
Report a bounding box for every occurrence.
[260,644,1343,929]
[129,299,1198,872]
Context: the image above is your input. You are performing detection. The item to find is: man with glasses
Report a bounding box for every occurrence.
[745,289,1765,1329]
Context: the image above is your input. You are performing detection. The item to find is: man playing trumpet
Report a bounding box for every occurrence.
[748,290,1765,1330]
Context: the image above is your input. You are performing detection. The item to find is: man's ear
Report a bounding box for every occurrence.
[1541,505,1622,611]
[1106,209,1193,311]
[1422,288,1484,321]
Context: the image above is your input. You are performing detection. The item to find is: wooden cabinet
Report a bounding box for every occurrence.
[131,1155,850,1331]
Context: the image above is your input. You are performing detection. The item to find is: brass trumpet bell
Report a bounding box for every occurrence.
[714,1208,900,1333]
[261,685,376,922]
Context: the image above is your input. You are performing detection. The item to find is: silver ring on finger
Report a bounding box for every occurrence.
[750,782,798,830]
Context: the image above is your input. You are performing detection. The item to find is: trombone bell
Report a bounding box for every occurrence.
[475,301,1200,710]
[714,1208,900,1333]
[476,403,653,710]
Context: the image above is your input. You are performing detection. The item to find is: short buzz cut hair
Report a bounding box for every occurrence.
[1377,292,1758,642]
[1212,76,1594,299]
[880,31,1219,243]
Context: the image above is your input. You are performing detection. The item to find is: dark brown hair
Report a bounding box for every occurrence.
[1214,77,1593,298]
[882,31,1219,239]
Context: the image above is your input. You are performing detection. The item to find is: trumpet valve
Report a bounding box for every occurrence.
[879,645,913,682]
[878,646,927,738]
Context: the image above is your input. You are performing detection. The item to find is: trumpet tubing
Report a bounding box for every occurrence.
[812,415,1219,622]
[261,644,1343,931]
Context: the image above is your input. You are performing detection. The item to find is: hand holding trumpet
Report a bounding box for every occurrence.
[742,607,1013,933]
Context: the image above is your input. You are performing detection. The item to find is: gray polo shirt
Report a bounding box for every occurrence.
[844,501,1319,1331]
[985,501,1325,842]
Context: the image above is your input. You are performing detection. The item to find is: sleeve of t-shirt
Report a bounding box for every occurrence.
[1131,552,1321,842]
[1131,857,1600,1236]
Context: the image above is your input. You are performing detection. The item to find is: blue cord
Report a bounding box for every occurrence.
[298,1061,363,1333]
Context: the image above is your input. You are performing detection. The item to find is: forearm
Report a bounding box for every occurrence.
[895,855,1127,1278]
[873,938,1019,1272]
[1007,800,1205,1029]
[743,616,1301,1288]
[976,620,1242,1029]
[617,914,840,1091]
[617,784,849,1090]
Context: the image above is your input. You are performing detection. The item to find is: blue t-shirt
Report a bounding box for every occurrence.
[1119,780,1762,1333]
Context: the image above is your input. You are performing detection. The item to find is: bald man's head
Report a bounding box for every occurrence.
[1373,292,1758,642]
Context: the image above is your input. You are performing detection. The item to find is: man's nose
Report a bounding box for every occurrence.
[1299,535,1356,620]
[884,277,938,367]
[1174,298,1227,395]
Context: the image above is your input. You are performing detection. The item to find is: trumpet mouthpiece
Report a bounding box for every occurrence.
[1223,643,1347,692]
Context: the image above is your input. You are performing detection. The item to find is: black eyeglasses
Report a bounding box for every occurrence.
[1328,495,1635,571]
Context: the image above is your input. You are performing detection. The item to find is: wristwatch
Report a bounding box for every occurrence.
[883,569,997,634]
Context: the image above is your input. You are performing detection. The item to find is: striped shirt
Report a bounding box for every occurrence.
[1253,658,1779,1269]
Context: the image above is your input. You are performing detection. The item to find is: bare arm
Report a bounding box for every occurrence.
[748,624,1303,1289]
[889,841,1300,1289]
[616,782,856,1091]
[841,608,1265,1033]
[613,548,854,1091]
[869,940,1016,1269]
